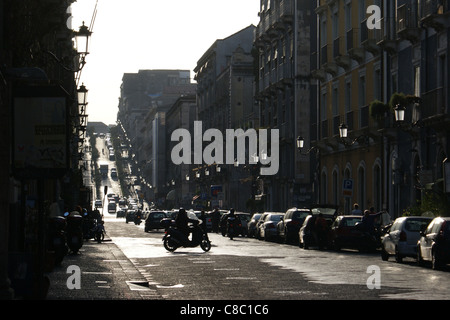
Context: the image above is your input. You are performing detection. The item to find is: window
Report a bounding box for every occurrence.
[345,80,351,112]
[359,75,366,107]
[345,2,352,31]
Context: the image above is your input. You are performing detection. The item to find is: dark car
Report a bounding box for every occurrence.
[299,205,338,249]
[329,215,379,252]
[144,211,167,232]
[125,210,136,223]
[116,209,126,218]
[258,212,285,241]
[417,217,450,270]
[278,208,311,244]
[248,213,262,238]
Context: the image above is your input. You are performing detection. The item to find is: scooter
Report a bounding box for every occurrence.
[227,216,236,240]
[134,212,142,225]
[163,220,211,252]
[66,214,84,254]
[47,216,68,265]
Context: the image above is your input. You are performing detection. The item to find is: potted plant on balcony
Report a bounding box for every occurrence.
[369,99,389,126]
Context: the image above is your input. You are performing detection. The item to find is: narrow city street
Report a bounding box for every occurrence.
[101,214,450,300]
[78,136,450,301]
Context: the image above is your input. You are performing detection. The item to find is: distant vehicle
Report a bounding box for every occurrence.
[116,210,126,218]
[99,161,109,177]
[144,211,167,232]
[118,199,127,208]
[257,212,285,241]
[107,202,116,214]
[278,208,311,244]
[94,199,103,209]
[248,213,262,238]
[125,210,137,223]
[111,167,117,178]
[109,151,115,161]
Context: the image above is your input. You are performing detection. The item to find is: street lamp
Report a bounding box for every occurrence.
[339,123,348,139]
[296,136,305,149]
[297,136,317,154]
[339,122,370,147]
[75,22,92,61]
[394,104,406,122]
[77,83,88,108]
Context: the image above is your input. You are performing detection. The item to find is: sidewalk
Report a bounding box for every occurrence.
[46,234,161,300]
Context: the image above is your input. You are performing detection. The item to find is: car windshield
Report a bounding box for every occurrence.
[269,214,284,222]
[342,217,362,227]
[252,214,262,221]
[311,207,336,217]
[238,214,251,222]
[293,211,310,220]
[404,218,432,232]
[150,212,166,219]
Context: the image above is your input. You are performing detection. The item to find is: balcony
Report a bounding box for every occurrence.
[376,17,399,54]
[397,4,421,43]
[346,28,365,63]
[360,19,381,55]
[420,0,450,30]
[280,0,294,23]
[333,36,351,69]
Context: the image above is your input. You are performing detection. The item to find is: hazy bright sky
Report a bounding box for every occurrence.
[71,0,260,125]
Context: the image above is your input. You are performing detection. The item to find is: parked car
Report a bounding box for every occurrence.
[278,208,311,244]
[255,213,270,239]
[329,215,379,252]
[125,210,137,223]
[257,212,285,241]
[236,212,251,236]
[381,216,433,262]
[417,217,450,270]
[144,211,167,232]
[248,213,262,238]
[299,205,337,249]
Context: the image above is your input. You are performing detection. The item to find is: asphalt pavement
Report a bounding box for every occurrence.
[46,233,159,300]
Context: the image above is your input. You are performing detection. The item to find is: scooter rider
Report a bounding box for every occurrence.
[175,208,197,245]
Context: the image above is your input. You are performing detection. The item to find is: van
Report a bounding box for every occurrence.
[108,202,116,214]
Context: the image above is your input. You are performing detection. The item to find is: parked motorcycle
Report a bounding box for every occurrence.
[163,218,211,252]
[93,221,106,243]
[66,213,84,254]
[47,216,68,265]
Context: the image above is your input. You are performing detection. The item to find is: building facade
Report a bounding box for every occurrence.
[194,25,257,211]
[255,0,316,210]
[311,0,450,217]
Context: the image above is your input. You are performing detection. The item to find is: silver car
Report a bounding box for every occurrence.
[381,216,432,262]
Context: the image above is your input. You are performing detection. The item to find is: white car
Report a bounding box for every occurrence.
[381,216,433,262]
